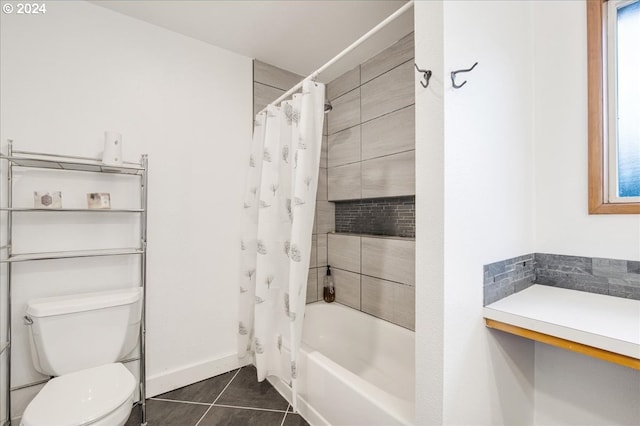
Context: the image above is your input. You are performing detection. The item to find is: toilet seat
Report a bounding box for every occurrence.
[22,363,135,426]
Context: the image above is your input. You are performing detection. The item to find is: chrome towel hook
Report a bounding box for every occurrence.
[414,63,432,88]
[451,62,478,89]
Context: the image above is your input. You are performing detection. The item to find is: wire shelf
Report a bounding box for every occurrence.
[1,247,144,263]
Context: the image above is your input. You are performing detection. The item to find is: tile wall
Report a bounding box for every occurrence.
[535,253,640,299]
[483,254,535,305]
[326,33,415,201]
[253,31,417,331]
[317,33,416,329]
[325,233,415,330]
[483,253,640,305]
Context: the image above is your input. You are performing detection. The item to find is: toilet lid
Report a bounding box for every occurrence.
[22,363,135,426]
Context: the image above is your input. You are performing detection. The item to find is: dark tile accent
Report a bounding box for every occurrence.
[283,412,311,426]
[154,369,237,403]
[335,196,415,237]
[125,399,209,426]
[215,365,289,411]
[628,261,640,274]
[199,406,285,426]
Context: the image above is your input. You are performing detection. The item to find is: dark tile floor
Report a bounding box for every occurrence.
[126,365,309,426]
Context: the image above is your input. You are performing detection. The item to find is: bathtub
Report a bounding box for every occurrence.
[270,302,415,426]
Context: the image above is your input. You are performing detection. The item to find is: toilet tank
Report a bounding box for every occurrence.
[26,287,142,376]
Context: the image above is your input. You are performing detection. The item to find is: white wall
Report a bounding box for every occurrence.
[534,0,640,261]
[416,1,536,424]
[0,1,252,421]
[532,2,640,424]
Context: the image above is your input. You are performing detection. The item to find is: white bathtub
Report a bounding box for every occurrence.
[271,302,415,426]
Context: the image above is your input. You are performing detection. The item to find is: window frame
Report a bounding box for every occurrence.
[587,0,640,214]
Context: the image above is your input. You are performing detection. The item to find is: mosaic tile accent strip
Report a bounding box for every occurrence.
[483,254,535,305]
[483,253,640,305]
[535,253,640,300]
[335,196,415,238]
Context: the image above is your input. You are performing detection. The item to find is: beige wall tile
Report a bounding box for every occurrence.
[310,234,318,268]
[361,150,415,198]
[317,234,328,267]
[361,237,415,285]
[328,233,361,273]
[327,65,361,100]
[361,61,414,123]
[327,88,360,135]
[307,268,319,304]
[254,60,302,91]
[317,168,328,201]
[332,268,361,309]
[361,275,394,322]
[361,32,414,84]
[320,135,328,168]
[312,209,317,234]
[323,117,328,137]
[328,125,361,167]
[316,201,335,234]
[328,162,361,201]
[361,276,415,330]
[254,82,284,117]
[394,283,415,330]
[362,105,415,161]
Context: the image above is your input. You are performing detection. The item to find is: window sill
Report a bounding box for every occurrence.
[589,200,640,214]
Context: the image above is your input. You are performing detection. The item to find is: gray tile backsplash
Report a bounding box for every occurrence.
[536,253,640,300]
[483,254,535,305]
[484,253,640,305]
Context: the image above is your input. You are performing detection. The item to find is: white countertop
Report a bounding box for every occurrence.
[483,285,640,359]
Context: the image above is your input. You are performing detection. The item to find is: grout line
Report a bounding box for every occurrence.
[212,403,289,413]
[361,57,415,86]
[193,404,214,426]
[329,266,412,287]
[359,73,363,200]
[212,367,242,405]
[255,81,296,93]
[280,405,291,426]
[194,367,242,426]
[327,102,415,137]
[150,397,210,406]
[327,136,415,169]
[358,233,363,311]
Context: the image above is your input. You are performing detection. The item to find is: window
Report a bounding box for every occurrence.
[588,0,640,213]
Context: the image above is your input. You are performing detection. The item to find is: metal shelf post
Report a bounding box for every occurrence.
[0,141,148,426]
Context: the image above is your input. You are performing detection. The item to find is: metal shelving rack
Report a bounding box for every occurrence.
[0,140,148,426]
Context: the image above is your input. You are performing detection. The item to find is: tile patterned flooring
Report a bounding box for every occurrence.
[126,365,309,426]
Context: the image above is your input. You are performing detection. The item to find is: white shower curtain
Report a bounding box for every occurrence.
[238,80,325,410]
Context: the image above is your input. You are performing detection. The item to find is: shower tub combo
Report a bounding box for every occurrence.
[271,302,415,426]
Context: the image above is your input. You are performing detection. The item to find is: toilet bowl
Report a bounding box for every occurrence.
[21,363,136,426]
[21,288,142,426]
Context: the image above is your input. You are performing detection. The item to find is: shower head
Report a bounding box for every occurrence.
[324,99,333,113]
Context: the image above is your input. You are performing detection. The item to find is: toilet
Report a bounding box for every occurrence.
[20,288,142,426]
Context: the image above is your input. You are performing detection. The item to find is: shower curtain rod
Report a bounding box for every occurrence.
[260,0,414,113]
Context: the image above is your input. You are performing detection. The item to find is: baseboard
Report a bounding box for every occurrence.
[146,353,251,397]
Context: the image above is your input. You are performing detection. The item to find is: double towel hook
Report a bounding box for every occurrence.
[415,61,479,90]
[451,62,478,89]
[414,63,432,88]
